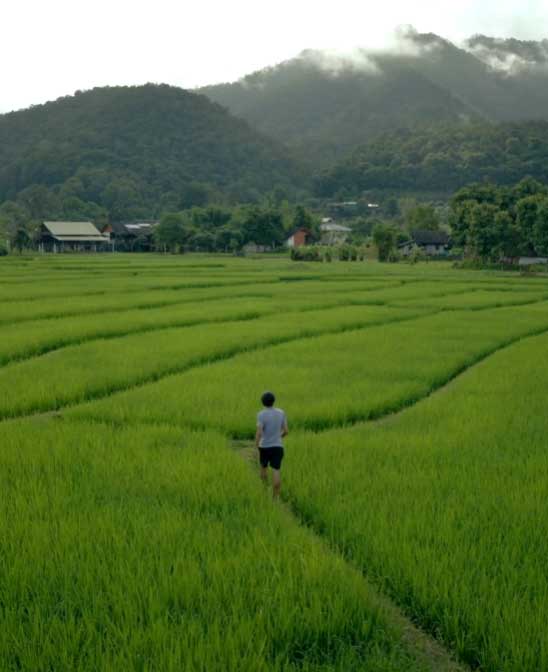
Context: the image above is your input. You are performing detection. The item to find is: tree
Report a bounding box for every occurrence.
[516,195,544,254]
[511,177,547,201]
[215,226,241,252]
[351,216,376,239]
[16,184,59,221]
[373,223,397,261]
[533,198,548,256]
[187,206,232,230]
[154,213,186,252]
[406,204,440,233]
[292,205,314,230]
[11,228,31,254]
[180,182,213,209]
[493,210,520,259]
[0,201,29,241]
[101,177,145,222]
[239,206,285,247]
[189,230,216,252]
[291,205,320,242]
[469,203,500,260]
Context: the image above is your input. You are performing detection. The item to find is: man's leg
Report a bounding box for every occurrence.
[272,468,281,498]
[258,450,268,485]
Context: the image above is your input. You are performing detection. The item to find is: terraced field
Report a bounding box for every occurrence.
[2,254,548,671]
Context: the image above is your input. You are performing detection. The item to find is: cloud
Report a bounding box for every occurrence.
[296,26,445,77]
[299,48,380,75]
[2,0,548,111]
[465,34,548,75]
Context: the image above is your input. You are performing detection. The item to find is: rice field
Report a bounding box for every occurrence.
[2,253,548,671]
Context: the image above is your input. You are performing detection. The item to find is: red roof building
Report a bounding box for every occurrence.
[286,227,311,248]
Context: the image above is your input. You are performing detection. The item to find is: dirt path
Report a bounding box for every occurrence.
[232,440,469,672]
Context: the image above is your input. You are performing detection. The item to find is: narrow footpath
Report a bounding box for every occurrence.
[232,440,470,672]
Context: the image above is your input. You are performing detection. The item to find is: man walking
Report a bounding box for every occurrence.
[255,391,288,498]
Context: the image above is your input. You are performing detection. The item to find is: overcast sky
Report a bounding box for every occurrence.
[2,0,547,112]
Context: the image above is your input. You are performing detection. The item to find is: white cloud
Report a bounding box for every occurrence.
[1,0,547,111]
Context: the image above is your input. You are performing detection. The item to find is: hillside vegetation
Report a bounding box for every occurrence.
[314,121,548,197]
[0,84,306,224]
[201,47,475,166]
[201,30,548,166]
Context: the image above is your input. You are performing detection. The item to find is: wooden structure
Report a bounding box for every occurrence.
[243,242,271,254]
[320,221,352,245]
[40,221,110,252]
[399,230,451,257]
[103,222,158,251]
[286,228,312,248]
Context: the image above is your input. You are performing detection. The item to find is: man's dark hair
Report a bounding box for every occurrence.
[261,391,275,407]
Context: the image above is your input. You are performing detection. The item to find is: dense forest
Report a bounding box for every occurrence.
[201,30,548,166]
[314,121,548,197]
[450,177,548,260]
[0,84,306,227]
[201,44,475,166]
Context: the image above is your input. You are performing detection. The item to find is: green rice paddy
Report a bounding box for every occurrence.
[1,254,548,671]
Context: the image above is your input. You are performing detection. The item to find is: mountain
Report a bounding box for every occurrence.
[200,30,548,166]
[200,46,477,166]
[314,120,548,197]
[0,84,306,223]
[465,35,548,71]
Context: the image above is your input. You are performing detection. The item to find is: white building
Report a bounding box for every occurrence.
[320,222,352,245]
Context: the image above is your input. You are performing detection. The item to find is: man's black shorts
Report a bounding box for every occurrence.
[259,446,284,470]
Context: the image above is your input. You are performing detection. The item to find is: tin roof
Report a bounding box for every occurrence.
[320,223,352,232]
[408,230,450,246]
[43,221,103,237]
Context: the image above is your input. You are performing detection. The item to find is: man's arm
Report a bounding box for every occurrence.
[255,426,262,449]
[281,416,288,438]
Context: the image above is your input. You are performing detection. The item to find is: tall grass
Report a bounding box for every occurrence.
[284,331,548,671]
[69,303,548,436]
[0,419,427,671]
[3,254,548,670]
[0,284,419,364]
[0,278,400,324]
[0,305,422,418]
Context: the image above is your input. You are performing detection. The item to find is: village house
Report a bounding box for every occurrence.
[243,242,271,254]
[102,221,158,251]
[399,230,451,257]
[320,220,352,245]
[501,256,548,267]
[518,256,548,266]
[39,221,110,253]
[286,227,312,248]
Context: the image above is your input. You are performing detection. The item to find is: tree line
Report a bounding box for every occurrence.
[154,205,317,253]
[449,177,548,261]
[315,121,548,198]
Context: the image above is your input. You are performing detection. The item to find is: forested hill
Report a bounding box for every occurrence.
[313,121,548,197]
[200,31,548,166]
[200,49,475,166]
[0,84,306,223]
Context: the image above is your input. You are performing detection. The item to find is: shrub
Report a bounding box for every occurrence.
[338,245,350,261]
[290,246,321,262]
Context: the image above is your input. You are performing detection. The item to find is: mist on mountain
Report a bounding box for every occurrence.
[200,28,548,166]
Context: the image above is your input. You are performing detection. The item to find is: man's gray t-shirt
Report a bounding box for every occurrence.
[257,408,287,448]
